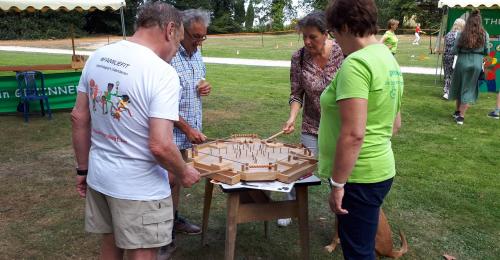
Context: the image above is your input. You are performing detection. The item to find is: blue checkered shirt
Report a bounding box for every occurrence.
[171,45,206,150]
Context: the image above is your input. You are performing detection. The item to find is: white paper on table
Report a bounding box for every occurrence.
[211,179,295,193]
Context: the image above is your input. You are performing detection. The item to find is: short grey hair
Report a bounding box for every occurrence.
[451,18,465,32]
[298,11,327,34]
[135,2,182,30]
[181,9,211,29]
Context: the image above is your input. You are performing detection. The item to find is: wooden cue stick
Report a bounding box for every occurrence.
[199,168,231,177]
[263,130,285,142]
[292,155,318,162]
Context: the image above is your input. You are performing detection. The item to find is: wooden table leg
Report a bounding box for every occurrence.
[296,186,309,260]
[264,221,269,239]
[201,178,214,246]
[225,192,240,260]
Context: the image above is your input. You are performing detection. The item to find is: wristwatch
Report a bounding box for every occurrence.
[76,168,88,176]
[329,177,345,189]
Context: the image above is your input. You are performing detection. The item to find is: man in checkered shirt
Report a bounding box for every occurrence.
[167,8,211,243]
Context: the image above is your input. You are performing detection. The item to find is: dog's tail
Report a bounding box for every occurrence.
[387,230,408,258]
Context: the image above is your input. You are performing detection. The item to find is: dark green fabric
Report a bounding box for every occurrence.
[0,72,81,113]
[446,8,500,35]
[450,33,489,104]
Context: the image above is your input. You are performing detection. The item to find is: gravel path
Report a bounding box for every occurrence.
[0,46,440,75]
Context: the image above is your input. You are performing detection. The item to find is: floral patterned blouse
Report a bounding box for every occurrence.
[289,41,344,135]
[444,31,459,58]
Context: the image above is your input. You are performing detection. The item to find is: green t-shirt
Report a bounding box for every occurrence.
[383,31,398,54]
[318,44,403,183]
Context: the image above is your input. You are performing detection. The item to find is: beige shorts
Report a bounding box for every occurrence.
[85,187,173,249]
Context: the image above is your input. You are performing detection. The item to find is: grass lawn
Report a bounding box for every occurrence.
[0,63,499,259]
[202,33,439,68]
[0,32,439,69]
[0,51,74,77]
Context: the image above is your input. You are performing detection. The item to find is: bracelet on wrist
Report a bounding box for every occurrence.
[329,177,345,189]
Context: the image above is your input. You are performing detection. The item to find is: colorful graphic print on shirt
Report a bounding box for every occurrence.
[89,79,132,121]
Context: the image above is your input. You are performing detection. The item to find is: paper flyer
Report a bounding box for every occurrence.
[211,179,295,193]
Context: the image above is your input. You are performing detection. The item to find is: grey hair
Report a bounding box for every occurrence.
[451,18,465,32]
[181,9,211,29]
[135,2,182,30]
[297,11,327,34]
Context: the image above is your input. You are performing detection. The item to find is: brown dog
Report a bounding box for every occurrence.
[324,209,408,258]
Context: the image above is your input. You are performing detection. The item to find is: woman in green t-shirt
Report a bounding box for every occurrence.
[380,19,399,55]
[322,0,403,258]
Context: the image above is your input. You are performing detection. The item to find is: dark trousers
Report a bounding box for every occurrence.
[337,178,393,260]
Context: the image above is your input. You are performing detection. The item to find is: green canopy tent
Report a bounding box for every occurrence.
[435,0,500,91]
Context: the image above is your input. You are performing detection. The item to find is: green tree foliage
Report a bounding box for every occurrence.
[377,0,417,30]
[122,0,141,35]
[414,0,441,29]
[304,0,329,10]
[302,0,441,32]
[270,0,286,31]
[245,0,256,31]
[0,9,87,40]
[161,0,211,10]
[209,0,241,33]
[84,10,122,35]
[253,0,293,31]
[0,0,437,40]
[234,0,246,26]
[378,0,441,31]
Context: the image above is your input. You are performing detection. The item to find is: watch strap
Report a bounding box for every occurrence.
[76,168,88,176]
[329,177,345,189]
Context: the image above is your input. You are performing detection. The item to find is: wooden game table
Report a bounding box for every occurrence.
[201,175,321,260]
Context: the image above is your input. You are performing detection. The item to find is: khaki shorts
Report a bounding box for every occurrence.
[85,187,173,249]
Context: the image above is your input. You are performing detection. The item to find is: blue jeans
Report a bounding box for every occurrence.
[300,133,318,157]
[338,178,393,260]
[285,133,317,200]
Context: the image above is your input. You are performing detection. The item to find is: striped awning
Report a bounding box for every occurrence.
[438,0,500,8]
[0,0,125,12]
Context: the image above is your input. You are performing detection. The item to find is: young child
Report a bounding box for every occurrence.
[412,23,425,45]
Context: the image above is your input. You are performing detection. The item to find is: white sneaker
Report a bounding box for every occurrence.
[443,93,448,100]
[277,218,292,227]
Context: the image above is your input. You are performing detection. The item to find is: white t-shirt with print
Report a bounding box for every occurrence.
[77,40,180,200]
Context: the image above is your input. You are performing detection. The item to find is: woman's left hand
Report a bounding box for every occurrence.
[329,188,349,215]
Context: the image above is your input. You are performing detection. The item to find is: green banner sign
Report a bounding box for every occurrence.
[0,72,81,113]
[447,8,500,35]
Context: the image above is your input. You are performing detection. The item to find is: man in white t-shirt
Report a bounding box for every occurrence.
[71,2,200,259]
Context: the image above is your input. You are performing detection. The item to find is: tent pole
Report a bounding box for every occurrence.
[120,6,126,39]
[435,7,448,84]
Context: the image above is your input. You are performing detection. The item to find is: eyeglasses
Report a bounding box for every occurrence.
[327,30,335,39]
[186,30,207,42]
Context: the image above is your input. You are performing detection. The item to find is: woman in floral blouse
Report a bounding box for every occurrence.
[278,11,343,226]
[283,11,343,154]
[442,18,465,99]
